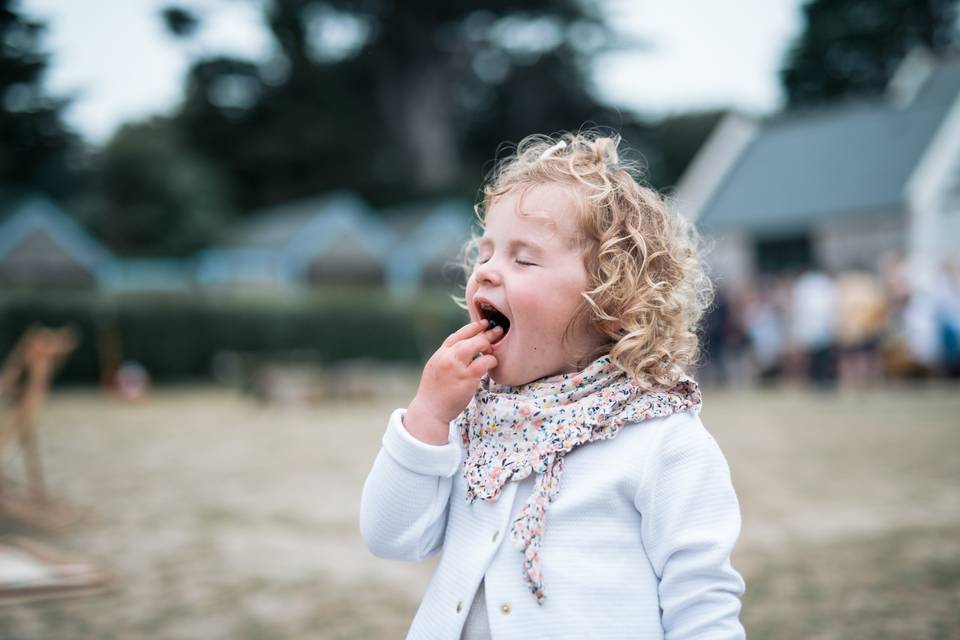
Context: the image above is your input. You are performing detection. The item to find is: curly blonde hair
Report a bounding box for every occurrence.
[462,130,714,391]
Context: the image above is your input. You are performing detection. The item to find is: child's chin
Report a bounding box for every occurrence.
[487,368,525,387]
[487,368,508,385]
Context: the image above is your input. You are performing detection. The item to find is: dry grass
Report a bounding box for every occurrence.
[0,380,958,639]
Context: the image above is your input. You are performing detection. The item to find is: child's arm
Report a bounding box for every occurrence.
[359,409,461,561]
[635,412,746,640]
[359,320,501,562]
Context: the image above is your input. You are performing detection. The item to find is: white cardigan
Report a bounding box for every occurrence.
[360,406,745,640]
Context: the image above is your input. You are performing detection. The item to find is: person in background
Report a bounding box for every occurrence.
[788,267,838,388]
[743,276,786,385]
[933,260,960,377]
[835,268,888,387]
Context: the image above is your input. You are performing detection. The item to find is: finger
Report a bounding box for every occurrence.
[477,326,503,346]
[467,354,498,377]
[442,319,488,348]
[454,329,502,363]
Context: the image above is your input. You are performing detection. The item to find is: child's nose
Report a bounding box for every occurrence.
[474,259,502,286]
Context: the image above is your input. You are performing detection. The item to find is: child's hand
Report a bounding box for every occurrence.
[403,320,502,445]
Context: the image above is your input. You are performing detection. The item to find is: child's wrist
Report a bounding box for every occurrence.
[403,400,450,446]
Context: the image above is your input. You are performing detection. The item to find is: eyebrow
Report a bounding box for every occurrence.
[477,238,545,253]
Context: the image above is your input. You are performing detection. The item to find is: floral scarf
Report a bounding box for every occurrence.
[456,355,701,605]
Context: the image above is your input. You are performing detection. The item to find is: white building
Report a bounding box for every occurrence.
[676,48,960,290]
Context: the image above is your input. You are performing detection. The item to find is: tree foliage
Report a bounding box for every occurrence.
[85,1,716,256]
[169,0,621,212]
[81,118,231,257]
[781,0,960,107]
[0,0,80,198]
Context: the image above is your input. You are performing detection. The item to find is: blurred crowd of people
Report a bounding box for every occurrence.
[698,255,960,388]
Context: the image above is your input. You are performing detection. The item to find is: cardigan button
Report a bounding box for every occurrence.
[500,602,511,615]
[491,531,499,542]
[456,601,463,613]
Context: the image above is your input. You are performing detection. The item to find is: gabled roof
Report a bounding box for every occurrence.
[380,198,474,293]
[692,53,960,234]
[384,198,475,258]
[224,191,371,246]
[0,195,113,268]
[224,190,391,262]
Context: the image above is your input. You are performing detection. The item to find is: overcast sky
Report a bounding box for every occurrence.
[21,0,805,146]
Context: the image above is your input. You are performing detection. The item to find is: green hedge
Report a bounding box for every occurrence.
[0,289,468,383]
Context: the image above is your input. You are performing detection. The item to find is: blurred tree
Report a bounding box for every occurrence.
[161,5,200,38]
[0,0,81,199]
[81,118,232,257]
[782,0,960,107]
[166,0,625,211]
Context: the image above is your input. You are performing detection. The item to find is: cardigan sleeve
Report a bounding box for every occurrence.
[359,408,463,562]
[634,411,746,640]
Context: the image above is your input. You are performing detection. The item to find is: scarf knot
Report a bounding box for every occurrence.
[456,355,701,605]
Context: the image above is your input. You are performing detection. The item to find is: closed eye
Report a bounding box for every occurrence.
[515,260,538,266]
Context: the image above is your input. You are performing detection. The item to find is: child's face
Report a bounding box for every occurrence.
[466,184,607,386]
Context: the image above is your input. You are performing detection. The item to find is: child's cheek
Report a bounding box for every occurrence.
[465,275,479,308]
[523,289,565,333]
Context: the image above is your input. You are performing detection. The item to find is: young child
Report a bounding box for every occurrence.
[360,131,745,639]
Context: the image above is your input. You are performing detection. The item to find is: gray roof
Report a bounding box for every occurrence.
[698,58,960,234]
[224,191,376,248]
[0,195,113,267]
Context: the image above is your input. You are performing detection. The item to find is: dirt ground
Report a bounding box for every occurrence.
[0,379,958,639]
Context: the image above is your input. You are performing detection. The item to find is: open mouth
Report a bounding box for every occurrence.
[477,300,511,343]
